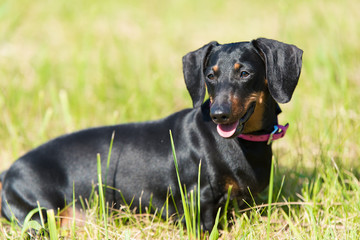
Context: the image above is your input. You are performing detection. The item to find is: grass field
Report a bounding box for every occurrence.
[1,0,360,239]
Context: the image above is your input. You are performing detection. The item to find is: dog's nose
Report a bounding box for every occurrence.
[210,105,231,124]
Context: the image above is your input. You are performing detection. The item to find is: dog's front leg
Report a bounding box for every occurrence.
[200,202,217,232]
[198,184,218,232]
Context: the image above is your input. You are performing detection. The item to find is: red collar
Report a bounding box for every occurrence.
[238,123,289,145]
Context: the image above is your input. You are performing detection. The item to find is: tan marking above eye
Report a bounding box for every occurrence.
[234,63,241,71]
[212,65,219,72]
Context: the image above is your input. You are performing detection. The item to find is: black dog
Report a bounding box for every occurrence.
[0,38,302,231]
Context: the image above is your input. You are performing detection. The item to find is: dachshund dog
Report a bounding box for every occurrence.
[0,38,302,231]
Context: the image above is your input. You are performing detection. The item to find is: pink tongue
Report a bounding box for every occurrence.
[217,122,239,138]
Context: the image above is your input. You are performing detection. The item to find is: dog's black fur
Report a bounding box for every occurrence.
[0,38,302,231]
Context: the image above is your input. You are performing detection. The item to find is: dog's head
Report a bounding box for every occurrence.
[182,38,303,138]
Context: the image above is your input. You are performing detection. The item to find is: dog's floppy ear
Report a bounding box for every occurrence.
[251,38,303,103]
[182,41,219,108]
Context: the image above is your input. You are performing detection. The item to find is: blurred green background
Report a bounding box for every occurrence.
[1,0,359,172]
[1,0,360,238]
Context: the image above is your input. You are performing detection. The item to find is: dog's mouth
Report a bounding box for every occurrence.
[216,102,256,138]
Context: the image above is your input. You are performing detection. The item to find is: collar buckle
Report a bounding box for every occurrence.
[267,125,279,145]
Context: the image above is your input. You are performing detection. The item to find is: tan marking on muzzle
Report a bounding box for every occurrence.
[243,91,266,133]
[230,93,259,123]
[230,96,242,121]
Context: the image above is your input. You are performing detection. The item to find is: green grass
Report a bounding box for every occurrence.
[1,0,360,238]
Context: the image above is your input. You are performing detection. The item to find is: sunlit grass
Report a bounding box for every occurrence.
[1,0,360,238]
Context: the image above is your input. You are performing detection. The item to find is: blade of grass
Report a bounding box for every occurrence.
[222,185,232,231]
[20,206,45,239]
[47,209,58,240]
[275,175,286,203]
[169,130,193,237]
[189,190,196,235]
[97,153,109,240]
[209,207,221,240]
[104,131,115,196]
[20,205,45,239]
[267,157,275,240]
[36,201,45,228]
[197,160,202,238]
[72,181,76,240]
[280,208,302,239]
[166,188,170,223]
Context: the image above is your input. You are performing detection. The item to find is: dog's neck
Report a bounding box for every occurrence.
[242,89,279,135]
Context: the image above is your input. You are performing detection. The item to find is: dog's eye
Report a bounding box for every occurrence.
[240,71,249,78]
[207,73,215,80]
